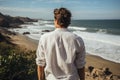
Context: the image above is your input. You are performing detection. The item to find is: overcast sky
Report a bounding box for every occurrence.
[0,0,120,20]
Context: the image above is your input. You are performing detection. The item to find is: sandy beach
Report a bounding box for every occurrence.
[10,34,38,51]
[11,33,120,80]
[86,55,120,75]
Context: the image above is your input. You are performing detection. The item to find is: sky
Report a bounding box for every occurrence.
[0,0,120,20]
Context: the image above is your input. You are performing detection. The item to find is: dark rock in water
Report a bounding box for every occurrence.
[88,66,94,73]
[23,32,30,35]
[42,30,50,32]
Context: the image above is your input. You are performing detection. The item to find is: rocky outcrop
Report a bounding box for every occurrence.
[42,30,51,32]
[23,32,30,35]
[0,18,9,27]
[0,12,37,28]
[15,16,37,22]
[85,66,120,80]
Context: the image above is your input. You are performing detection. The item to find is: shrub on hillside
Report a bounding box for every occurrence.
[0,42,37,80]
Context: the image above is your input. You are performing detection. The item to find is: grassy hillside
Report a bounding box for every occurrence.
[0,33,37,80]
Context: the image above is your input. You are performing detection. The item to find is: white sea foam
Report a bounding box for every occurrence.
[26,34,41,40]
[74,31,120,46]
[9,21,120,63]
[45,24,54,27]
[45,24,87,31]
[73,31,120,63]
[97,29,107,34]
[32,22,40,25]
[69,26,87,31]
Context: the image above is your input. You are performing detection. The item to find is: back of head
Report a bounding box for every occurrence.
[54,7,72,28]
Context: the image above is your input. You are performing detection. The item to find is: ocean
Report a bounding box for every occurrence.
[10,20,120,63]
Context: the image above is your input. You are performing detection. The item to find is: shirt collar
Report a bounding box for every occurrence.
[55,28,69,31]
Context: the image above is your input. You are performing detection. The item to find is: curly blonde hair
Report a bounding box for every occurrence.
[54,7,72,28]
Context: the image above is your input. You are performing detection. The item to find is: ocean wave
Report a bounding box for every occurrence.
[38,20,53,25]
[97,29,107,34]
[9,21,120,63]
[45,24,54,27]
[44,24,87,31]
[73,31,120,46]
[73,31,120,63]
[69,26,87,31]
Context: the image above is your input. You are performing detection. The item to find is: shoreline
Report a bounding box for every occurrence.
[11,33,120,75]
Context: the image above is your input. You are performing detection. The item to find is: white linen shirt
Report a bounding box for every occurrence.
[36,28,86,80]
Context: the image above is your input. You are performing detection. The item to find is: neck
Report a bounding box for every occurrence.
[54,20,67,28]
[55,25,66,28]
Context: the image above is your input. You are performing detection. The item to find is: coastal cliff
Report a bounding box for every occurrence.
[0,12,37,28]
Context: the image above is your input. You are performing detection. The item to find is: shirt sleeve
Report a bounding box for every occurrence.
[36,38,46,66]
[74,37,86,69]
